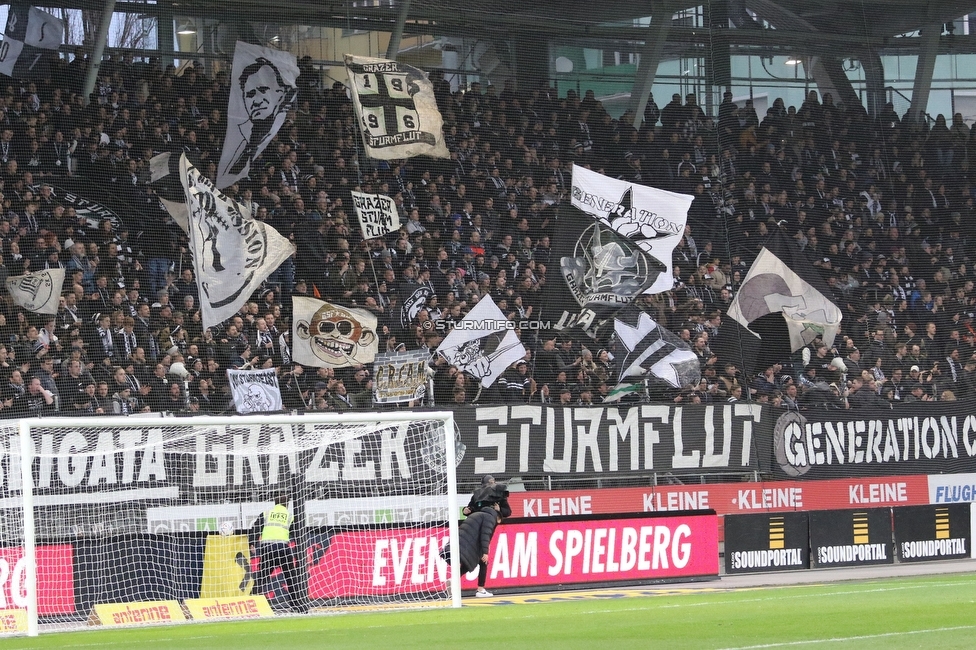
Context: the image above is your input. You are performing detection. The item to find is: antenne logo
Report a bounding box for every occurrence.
[852,512,870,544]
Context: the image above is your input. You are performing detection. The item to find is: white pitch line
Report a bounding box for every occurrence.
[717,625,976,649]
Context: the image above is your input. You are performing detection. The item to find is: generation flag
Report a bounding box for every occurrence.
[613,302,700,389]
[718,228,843,373]
[570,164,692,297]
[0,5,64,79]
[5,268,64,314]
[351,190,400,239]
[344,54,449,160]
[435,295,526,388]
[292,296,378,368]
[216,42,299,190]
[228,367,283,414]
[180,154,295,329]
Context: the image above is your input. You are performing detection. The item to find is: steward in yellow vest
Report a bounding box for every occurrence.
[253,493,308,613]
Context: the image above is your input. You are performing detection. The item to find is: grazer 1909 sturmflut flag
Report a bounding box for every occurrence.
[435,294,526,388]
[5,268,64,314]
[344,54,449,160]
[180,155,295,329]
[217,42,299,190]
[0,5,63,79]
[351,191,400,239]
[292,296,379,369]
[228,367,283,414]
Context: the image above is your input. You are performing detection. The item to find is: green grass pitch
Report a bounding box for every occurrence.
[6,573,976,649]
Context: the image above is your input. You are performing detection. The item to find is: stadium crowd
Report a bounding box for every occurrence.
[0,50,972,416]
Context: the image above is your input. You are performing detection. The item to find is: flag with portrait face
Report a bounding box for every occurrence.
[216,42,299,190]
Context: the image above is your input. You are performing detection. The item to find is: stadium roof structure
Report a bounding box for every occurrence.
[55,0,976,121]
[63,0,976,52]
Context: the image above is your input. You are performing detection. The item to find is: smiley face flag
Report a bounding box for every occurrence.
[292,296,378,368]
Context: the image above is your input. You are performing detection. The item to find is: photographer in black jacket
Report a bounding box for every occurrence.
[461,475,511,597]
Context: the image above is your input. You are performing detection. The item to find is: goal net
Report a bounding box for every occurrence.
[0,411,461,637]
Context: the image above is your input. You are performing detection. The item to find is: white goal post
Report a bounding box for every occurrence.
[0,411,461,637]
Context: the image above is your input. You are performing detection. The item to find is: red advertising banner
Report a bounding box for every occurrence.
[308,527,449,600]
[460,513,718,589]
[0,545,75,615]
[509,475,931,519]
[308,513,717,597]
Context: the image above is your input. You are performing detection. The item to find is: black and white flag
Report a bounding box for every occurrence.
[569,164,692,299]
[352,190,400,239]
[344,54,449,160]
[613,302,700,389]
[5,268,63,314]
[292,296,378,368]
[399,284,435,330]
[180,154,295,329]
[150,152,189,232]
[718,228,843,372]
[0,5,63,79]
[436,295,526,388]
[216,42,299,190]
[228,368,283,414]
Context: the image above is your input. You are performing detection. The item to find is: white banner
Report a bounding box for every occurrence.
[228,368,283,414]
[216,42,299,189]
[180,154,295,329]
[436,294,526,388]
[23,7,63,48]
[5,268,64,314]
[344,54,449,160]
[373,349,430,404]
[570,164,693,296]
[351,191,400,239]
[292,296,378,368]
[0,37,25,77]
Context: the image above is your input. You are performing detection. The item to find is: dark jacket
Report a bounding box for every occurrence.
[466,484,512,519]
[457,508,500,574]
